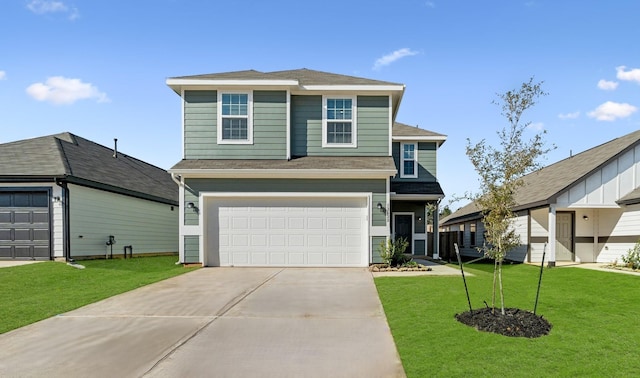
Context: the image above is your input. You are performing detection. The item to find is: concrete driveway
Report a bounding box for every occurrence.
[0,268,405,378]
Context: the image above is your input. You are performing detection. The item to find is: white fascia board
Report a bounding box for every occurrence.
[300,84,405,92]
[391,193,444,201]
[170,169,397,179]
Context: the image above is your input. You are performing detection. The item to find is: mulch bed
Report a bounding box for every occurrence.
[455,307,552,338]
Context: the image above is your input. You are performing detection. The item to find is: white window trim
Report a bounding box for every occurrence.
[400,142,418,178]
[217,91,253,145]
[322,95,357,148]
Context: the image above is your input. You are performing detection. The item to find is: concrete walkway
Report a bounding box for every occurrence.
[0,267,405,378]
[371,258,467,277]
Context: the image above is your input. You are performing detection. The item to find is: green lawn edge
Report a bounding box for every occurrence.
[0,256,198,334]
[375,263,640,377]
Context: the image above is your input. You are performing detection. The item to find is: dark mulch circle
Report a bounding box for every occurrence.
[455,307,552,338]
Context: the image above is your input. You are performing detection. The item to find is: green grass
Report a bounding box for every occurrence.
[375,263,640,377]
[0,256,197,334]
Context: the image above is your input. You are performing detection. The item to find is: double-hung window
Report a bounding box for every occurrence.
[401,143,418,178]
[217,92,253,144]
[322,96,357,147]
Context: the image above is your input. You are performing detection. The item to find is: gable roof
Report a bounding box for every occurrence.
[0,133,177,204]
[392,122,447,145]
[443,129,640,225]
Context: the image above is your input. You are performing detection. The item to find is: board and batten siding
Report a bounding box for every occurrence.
[290,95,390,157]
[391,142,437,182]
[557,144,640,207]
[183,90,287,159]
[184,178,387,227]
[68,184,178,257]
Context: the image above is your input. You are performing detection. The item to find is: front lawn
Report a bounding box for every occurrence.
[0,256,197,334]
[376,263,640,377]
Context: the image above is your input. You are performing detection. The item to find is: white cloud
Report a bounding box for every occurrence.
[616,66,640,84]
[558,111,580,120]
[0,71,6,80]
[597,79,618,91]
[425,1,436,8]
[587,101,637,121]
[528,122,544,131]
[27,1,79,20]
[373,48,419,70]
[26,76,109,105]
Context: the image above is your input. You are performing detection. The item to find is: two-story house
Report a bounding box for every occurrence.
[167,69,446,267]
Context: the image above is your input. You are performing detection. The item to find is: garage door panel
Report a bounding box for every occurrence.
[209,196,368,267]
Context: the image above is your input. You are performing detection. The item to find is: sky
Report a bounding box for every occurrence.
[1,0,639,210]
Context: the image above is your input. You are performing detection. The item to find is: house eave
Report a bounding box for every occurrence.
[390,193,444,201]
[170,168,397,180]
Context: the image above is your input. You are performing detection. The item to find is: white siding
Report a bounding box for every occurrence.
[557,145,640,207]
[529,208,549,262]
[596,205,640,263]
[509,212,528,262]
[69,184,178,257]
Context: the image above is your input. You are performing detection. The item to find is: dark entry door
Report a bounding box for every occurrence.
[394,214,413,254]
[0,191,50,260]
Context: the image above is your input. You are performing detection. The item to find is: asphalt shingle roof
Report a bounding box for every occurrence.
[443,129,640,224]
[171,156,397,171]
[391,181,444,196]
[169,68,402,87]
[0,133,177,204]
[392,122,447,139]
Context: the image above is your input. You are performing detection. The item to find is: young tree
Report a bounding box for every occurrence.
[466,78,552,315]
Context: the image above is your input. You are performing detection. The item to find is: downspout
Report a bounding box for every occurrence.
[55,179,71,262]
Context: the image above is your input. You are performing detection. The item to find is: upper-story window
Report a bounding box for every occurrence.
[322,96,357,148]
[217,92,253,144]
[401,143,417,178]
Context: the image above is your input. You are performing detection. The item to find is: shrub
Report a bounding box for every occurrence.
[621,240,640,270]
[378,237,410,267]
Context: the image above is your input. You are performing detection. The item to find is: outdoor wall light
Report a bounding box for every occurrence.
[186,202,199,213]
[583,215,589,221]
[377,202,387,215]
[418,216,423,222]
[51,196,61,203]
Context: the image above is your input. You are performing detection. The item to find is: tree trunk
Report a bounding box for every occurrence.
[499,260,505,315]
[492,259,498,314]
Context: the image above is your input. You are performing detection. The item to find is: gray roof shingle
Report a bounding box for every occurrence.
[443,129,640,224]
[0,133,177,204]
[392,122,447,139]
[169,68,402,87]
[171,156,397,172]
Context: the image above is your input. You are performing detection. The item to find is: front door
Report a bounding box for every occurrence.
[556,212,574,261]
[394,214,413,254]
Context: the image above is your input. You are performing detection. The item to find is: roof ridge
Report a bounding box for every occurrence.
[53,133,75,176]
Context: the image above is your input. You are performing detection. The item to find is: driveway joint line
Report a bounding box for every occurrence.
[141,268,284,377]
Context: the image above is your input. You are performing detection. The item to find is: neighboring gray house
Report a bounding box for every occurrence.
[0,133,179,261]
[442,130,640,265]
[167,68,447,267]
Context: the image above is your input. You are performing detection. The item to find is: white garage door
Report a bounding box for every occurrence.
[206,196,368,267]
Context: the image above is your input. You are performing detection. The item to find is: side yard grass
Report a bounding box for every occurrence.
[0,256,197,334]
[376,263,640,377]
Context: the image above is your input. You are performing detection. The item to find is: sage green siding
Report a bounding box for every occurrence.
[183,178,386,227]
[184,235,199,263]
[392,141,437,182]
[183,90,287,159]
[291,95,390,157]
[371,236,386,264]
[68,184,178,257]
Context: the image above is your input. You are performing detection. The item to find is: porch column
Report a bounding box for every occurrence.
[432,202,440,259]
[548,204,556,267]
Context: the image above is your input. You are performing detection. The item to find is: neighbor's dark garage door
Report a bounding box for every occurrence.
[0,191,50,260]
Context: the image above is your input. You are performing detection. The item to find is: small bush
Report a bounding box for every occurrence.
[621,240,640,270]
[378,237,410,267]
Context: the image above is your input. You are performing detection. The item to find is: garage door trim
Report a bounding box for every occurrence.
[201,192,371,267]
